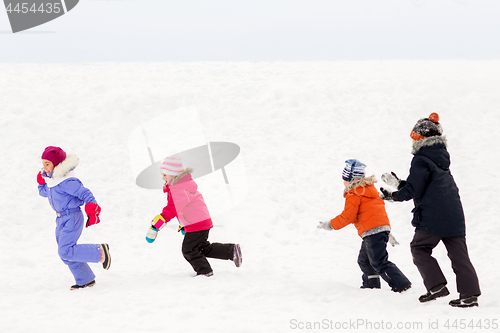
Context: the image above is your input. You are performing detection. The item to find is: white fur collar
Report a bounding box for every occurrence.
[412,136,447,154]
[46,170,77,188]
[170,168,193,185]
[52,153,79,178]
[344,175,377,194]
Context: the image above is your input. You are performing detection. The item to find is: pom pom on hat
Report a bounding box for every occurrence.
[410,113,443,141]
[428,112,440,123]
[41,146,67,167]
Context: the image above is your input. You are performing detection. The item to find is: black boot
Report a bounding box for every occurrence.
[101,243,111,270]
[233,244,242,267]
[70,279,96,290]
[449,295,479,308]
[419,284,450,302]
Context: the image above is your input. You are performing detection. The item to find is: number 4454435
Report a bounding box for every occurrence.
[444,319,498,330]
[6,3,62,14]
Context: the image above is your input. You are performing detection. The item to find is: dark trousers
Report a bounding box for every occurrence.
[410,231,481,298]
[358,231,411,292]
[182,230,234,274]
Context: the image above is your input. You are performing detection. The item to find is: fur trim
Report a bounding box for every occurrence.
[52,153,79,178]
[344,175,377,194]
[46,170,76,188]
[412,135,447,154]
[170,168,193,186]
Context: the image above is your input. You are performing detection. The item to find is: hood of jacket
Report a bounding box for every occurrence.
[169,168,197,192]
[43,153,79,188]
[51,153,79,178]
[412,136,450,171]
[344,175,379,198]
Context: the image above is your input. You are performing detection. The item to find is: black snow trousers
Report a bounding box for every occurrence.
[182,230,234,275]
[410,231,481,299]
[357,231,411,292]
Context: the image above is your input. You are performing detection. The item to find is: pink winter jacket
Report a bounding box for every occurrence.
[159,169,213,233]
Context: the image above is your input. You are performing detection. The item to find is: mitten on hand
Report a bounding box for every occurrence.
[380,187,398,201]
[388,232,399,247]
[37,171,46,185]
[146,226,159,243]
[317,220,333,231]
[381,172,407,190]
[85,202,101,227]
[152,214,166,230]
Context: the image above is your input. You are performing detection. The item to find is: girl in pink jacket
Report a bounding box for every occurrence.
[147,156,242,277]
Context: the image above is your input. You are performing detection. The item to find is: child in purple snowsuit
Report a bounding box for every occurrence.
[37,146,111,290]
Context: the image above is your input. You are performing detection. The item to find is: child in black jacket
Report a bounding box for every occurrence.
[380,113,480,308]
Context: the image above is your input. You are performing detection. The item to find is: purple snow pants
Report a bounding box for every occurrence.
[55,209,101,285]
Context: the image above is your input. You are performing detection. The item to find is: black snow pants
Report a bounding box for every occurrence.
[410,231,481,299]
[358,231,411,292]
[182,229,234,275]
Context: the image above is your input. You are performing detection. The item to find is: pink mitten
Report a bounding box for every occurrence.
[37,171,46,185]
[85,202,101,227]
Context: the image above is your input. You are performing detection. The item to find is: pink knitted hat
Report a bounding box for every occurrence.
[41,146,67,167]
[160,156,184,176]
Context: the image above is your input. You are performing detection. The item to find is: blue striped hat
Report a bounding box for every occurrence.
[342,159,366,182]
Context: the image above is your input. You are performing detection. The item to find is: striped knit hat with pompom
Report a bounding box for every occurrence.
[410,113,443,141]
[160,155,184,176]
[342,159,366,182]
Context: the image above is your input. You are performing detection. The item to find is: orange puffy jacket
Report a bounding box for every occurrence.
[330,176,390,237]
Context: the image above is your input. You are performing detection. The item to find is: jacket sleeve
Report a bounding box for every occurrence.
[330,194,361,230]
[396,156,430,202]
[160,190,180,223]
[61,179,97,204]
[38,184,49,198]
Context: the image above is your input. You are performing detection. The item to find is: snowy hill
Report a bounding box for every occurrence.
[1,61,499,332]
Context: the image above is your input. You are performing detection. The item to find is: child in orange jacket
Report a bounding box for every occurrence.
[318,159,411,292]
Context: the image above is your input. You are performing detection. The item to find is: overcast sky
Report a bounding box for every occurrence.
[1,0,500,62]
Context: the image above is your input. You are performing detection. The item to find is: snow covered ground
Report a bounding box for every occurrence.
[1,61,499,332]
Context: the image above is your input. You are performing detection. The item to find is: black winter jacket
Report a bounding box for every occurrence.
[395,136,466,237]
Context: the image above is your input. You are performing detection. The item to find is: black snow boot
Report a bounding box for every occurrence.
[419,284,450,302]
[70,280,96,290]
[101,243,111,270]
[233,244,242,268]
[449,295,479,308]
